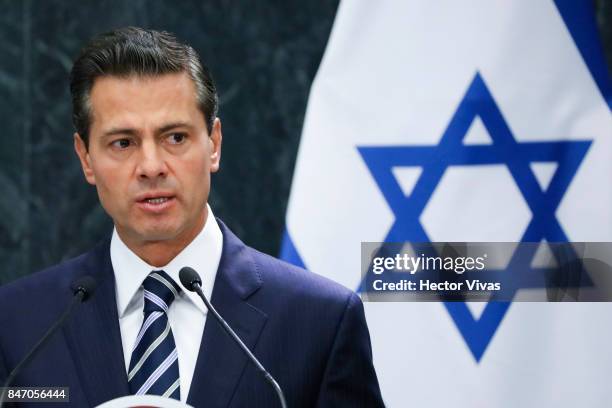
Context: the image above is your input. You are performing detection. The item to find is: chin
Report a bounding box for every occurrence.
[136,224,183,243]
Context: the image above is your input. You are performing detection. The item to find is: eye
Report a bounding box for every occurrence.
[167,132,187,145]
[111,138,132,149]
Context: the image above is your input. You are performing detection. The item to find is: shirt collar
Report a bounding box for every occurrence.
[111,204,223,318]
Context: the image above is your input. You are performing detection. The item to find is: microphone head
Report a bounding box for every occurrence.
[70,276,97,301]
[179,267,202,292]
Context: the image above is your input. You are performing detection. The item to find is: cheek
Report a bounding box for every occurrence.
[91,163,130,209]
[180,157,211,202]
[181,152,210,183]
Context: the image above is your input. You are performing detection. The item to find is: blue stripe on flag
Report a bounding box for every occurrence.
[279,229,306,269]
[554,0,612,108]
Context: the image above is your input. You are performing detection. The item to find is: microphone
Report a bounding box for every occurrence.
[0,276,97,407]
[179,267,287,408]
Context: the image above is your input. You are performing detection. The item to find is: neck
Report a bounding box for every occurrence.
[117,208,208,267]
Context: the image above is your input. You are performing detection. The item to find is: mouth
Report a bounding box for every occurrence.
[135,193,176,213]
[140,197,172,204]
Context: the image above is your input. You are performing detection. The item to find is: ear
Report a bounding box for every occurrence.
[74,133,96,185]
[209,118,222,173]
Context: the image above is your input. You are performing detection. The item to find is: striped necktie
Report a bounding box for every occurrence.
[128,270,181,400]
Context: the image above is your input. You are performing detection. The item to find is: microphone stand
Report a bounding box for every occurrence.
[180,265,287,408]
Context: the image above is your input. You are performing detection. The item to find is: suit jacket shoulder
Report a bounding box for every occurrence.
[0,238,112,328]
[248,245,356,307]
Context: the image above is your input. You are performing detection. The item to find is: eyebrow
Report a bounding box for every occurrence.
[158,122,194,134]
[102,122,194,138]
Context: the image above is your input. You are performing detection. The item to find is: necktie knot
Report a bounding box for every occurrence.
[143,270,181,314]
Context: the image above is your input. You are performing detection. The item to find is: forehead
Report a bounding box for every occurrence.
[88,72,203,133]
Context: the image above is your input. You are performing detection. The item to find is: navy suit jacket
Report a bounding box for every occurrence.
[0,220,384,407]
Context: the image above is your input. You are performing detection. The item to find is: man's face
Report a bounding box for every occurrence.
[74,72,221,248]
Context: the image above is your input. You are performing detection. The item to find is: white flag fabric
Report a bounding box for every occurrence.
[282,1,612,407]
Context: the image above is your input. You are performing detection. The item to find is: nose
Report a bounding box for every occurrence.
[136,140,168,180]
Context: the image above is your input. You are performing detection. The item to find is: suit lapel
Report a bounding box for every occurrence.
[63,240,130,406]
[187,220,268,408]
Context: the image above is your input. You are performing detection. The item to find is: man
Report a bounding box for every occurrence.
[0,27,384,407]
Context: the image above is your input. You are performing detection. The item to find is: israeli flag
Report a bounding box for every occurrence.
[282,1,612,407]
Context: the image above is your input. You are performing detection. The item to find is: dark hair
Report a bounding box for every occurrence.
[70,27,218,146]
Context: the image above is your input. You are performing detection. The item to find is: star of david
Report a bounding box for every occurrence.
[357,73,592,362]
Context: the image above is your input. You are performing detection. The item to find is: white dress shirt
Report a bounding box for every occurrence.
[110,204,223,402]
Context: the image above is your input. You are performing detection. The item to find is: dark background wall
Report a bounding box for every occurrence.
[0,0,609,284]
